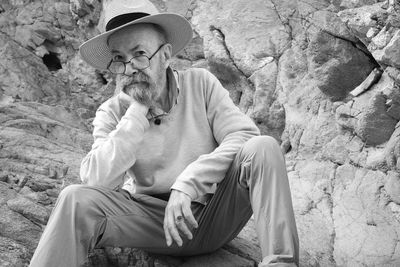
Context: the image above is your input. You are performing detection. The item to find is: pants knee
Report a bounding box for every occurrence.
[57,184,99,214]
[241,136,281,161]
[58,184,87,201]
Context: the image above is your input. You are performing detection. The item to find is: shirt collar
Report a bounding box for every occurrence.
[147,67,179,119]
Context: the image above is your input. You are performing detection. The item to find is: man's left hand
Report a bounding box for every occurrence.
[164,189,198,247]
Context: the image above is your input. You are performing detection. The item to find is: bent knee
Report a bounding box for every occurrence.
[58,184,88,199]
[57,184,107,216]
[242,136,281,155]
[58,184,103,207]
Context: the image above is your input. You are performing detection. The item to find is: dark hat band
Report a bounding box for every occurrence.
[106,13,150,31]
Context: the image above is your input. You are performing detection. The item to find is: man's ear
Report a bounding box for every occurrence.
[162,43,172,68]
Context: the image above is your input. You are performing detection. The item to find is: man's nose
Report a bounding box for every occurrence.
[124,61,139,76]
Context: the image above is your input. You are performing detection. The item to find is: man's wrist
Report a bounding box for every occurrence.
[171,188,193,201]
[129,100,149,116]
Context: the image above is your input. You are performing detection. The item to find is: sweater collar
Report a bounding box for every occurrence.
[147,67,179,120]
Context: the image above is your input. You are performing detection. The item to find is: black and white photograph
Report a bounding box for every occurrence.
[0,0,400,266]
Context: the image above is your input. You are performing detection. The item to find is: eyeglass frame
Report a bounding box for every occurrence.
[107,43,166,74]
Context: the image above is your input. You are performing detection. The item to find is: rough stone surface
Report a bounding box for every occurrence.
[385,171,400,204]
[0,236,31,267]
[333,166,400,266]
[335,72,399,145]
[385,121,400,171]
[7,196,50,225]
[1,0,400,266]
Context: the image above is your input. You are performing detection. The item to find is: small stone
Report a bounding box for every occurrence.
[48,168,57,179]
[46,188,60,198]
[62,166,69,177]
[7,196,50,225]
[17,175,30,190]
[366,27,380,39]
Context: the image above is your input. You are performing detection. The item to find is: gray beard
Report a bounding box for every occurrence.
[117,72,160,108]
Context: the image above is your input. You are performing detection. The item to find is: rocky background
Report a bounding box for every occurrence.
[1,0,400,266]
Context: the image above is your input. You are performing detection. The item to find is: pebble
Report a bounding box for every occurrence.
[46,188,60,198]
[48,169,57,179]
[15,175,30,192]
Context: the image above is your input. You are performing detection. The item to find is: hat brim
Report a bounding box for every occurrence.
[79,13,193,70]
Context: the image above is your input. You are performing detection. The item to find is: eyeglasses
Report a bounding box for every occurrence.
[107,44,166,74]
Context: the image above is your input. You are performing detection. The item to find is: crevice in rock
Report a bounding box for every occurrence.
[42,52,62,71]
[253,58,276,73]
[209,25,250,80]
[0,30,14,43]
[322,27,380,69]
[96,72,108,85]
[328,165,338,266]
[292,128,305,158]
[270,0,294,55]
[300,15,381,69]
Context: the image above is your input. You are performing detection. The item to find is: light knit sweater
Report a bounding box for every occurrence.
[80,67,260,202]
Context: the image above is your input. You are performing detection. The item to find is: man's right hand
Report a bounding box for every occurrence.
[118,90,149,116]
[164,189,198,247]
[129,98,149,116]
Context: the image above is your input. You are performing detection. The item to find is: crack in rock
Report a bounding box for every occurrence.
[269,0,293,55]
[209,25,250,80]
[329,165,338,266]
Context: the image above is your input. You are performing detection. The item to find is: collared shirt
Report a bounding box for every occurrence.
[80,67,260,203]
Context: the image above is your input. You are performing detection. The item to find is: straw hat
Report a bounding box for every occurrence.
[79,0,193,70]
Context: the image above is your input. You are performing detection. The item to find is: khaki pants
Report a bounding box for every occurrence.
[29,136,299,267]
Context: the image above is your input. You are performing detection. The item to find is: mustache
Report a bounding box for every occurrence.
[120,72,151,86]
[117,72,159,107]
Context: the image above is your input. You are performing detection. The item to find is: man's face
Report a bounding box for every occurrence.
[108,24,169,107]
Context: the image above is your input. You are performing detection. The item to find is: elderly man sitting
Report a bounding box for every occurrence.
[29,0,299,266]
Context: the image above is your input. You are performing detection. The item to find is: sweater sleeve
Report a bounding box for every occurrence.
[80,95,150,189]
[171,70,260,200]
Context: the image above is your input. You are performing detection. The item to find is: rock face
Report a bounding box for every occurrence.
[1,0,400,266]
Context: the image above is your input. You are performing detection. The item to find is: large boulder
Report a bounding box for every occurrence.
[335,72,399,145]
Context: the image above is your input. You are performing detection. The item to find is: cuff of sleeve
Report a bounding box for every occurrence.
[171,181,198,201]
[124,104,150,128]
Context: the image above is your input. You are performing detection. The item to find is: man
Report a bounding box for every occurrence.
[29,0,299,266]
